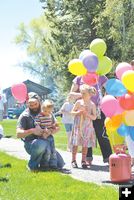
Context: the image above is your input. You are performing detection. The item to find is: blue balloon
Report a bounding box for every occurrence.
[117,124,129,136]
[105,78,127,96]
[128,126,134,141]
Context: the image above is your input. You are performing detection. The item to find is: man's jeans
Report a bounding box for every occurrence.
[24,139,65,170]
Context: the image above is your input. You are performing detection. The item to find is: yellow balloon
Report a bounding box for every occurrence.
[107,130,124,147]
[68,59,87,76]
[105,118,116,131]
[122,111,127,124]
[125,110,134,126]
[122,70,134,92]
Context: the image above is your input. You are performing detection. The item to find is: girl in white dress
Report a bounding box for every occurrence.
[71,84,97,168]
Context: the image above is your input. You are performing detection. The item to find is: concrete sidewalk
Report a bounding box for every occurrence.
[0,138,132,187]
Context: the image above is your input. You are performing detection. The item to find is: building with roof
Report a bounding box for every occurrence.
[3,79,52,109]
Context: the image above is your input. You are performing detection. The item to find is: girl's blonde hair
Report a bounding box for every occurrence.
[80,84,96,95]
[41,99,54,109]
[66,93,73,101]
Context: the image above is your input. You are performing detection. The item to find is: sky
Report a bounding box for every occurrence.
[0,0,43,90]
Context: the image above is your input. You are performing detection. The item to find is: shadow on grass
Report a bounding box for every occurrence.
[4,136,12,138]
[0,177,9,182]
[0,163,12,168]
[0,163,11,183]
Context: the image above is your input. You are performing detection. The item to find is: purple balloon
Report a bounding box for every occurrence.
[82,52,98,72]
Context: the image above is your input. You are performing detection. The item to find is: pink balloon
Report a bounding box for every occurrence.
[100,95,118,117]
[82,72,99,86]
[115,100,124,114]
[115,62,132,80]
[11,83,27,103]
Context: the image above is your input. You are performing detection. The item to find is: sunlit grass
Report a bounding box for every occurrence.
[0,152,118,200]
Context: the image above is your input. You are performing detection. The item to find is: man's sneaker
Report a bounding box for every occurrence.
[26,165,40,172]
[39,164,50,171]
[57,168,72,174]
[49,165,58,171]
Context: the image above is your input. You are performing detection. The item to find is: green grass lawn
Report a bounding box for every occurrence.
[0,152,118,200]
[0,118,101,155]
[0,119,17,136]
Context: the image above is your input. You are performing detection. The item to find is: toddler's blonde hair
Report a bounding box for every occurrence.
[130,60,134,66]
[80,84,96,95]
[42,99,54,109]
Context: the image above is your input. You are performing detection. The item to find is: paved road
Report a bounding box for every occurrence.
[0,138,133,187]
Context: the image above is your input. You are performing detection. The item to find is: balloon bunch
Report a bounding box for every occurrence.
[101,62,134,144]
[11,83,28,103]
[68,38,113,86]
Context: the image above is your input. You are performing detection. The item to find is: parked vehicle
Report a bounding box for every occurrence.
[8,105,25,119]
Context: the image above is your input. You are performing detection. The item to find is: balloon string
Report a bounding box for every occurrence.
[102,126,109,139]
[111,132,115,146]
[112,131,115,145]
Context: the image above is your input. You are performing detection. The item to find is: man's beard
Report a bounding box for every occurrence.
[29,105,41,116]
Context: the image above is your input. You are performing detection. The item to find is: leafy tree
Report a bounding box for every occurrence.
[93,0,134,62]
[40,0,106,89]
[15,15,69,108]
[15,16,59,89]
[40,0,134,81]
[15,0,134,99]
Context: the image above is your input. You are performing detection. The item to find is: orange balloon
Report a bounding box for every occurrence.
[105,114,122,131]
[111,114,122,127]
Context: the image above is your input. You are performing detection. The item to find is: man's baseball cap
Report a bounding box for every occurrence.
[27,92,41,102]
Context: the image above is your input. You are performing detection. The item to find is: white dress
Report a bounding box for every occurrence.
[125,135,134,158]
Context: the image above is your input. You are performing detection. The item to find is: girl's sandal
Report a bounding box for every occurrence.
[86,160,92,166]
[81,161,88,169]
[71,160,78,168]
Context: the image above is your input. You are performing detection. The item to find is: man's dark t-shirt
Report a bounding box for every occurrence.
[17,108,38,142]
